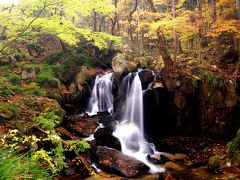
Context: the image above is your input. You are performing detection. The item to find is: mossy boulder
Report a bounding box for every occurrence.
[0,102,19,120]
[18,96,65,125]
[0,109,14,120]
[208,156,222,173]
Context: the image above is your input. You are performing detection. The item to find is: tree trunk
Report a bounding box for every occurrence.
[146,0,173,67]
[128,0,138,43]
[197,0,203,46]
[211,0,217,23]
[93,11,97,31]
[236,0,240,20]
[0,26,6,40]
[171,0,177,65]
[156,30,174,67]
[105,0,118,54]
[98,16,105,32]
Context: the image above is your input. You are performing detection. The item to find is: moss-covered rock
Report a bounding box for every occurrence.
[208,155,222,173]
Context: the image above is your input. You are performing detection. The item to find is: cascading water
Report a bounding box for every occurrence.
[113,72,164,173]
[86,72,113,116]
[86,70,164,173]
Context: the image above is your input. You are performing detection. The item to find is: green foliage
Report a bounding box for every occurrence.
[34,110,60,131]
[45,49,92,84]
[0,102,19,115]
[10,74,21,85]
[3,129,40,150]
[201,71,224,88]
[192,77,199,91]
[192,68,224,88]
[0,85,11,96]
[0,0,119,53]
[227,129,240,164]
[37,65,60,89]
[64,140,90,154]
[208,155,222,172]
[0,148,51,179]
[2,66,11,77]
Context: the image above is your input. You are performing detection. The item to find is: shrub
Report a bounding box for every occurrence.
[37,73,60,89]
[2,65,11,77]
[208,155,222,173]
[0,102,19,115]
[10,74,21,85]
[0,86,11,96]
[0,148,51,179]
[227,129,240,164]
[64,140,90,154]
[34,110,60,131]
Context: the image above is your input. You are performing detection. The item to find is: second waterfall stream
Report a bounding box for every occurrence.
[86,71,164,173]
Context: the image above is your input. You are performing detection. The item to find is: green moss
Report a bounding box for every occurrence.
[10,74,21,85]
[227,130,240,165]
[37,74,60,89]
[64,140,90,154]
[34,110,60,131]
[208,155,222,173]
[0,86,12,97]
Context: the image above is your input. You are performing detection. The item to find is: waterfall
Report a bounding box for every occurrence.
[86,70,164,173]
[86,72,113,116]
[113,72,164,173]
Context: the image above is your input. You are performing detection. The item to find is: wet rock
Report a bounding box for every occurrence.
[98,115,117,130]
[67,120,98,137]
[74,66,90,90]
[159,172,174,180]
[64,154,93,177]
[152,81,164,89]
[146,154,171,165]
[221,48,239,64]
[173,91,187,110]
[95,146,150,178]
[0,110,14,120]
[63,104,78,115]
[94,128,121,151]
[22,69,36,80]
[138,70,155,90]
[56,127,77,140]
[159,154,171,164]
[112,54,129,77]
[208,156,222,174]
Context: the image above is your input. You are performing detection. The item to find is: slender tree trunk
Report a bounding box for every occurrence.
[128,0,138,43]
[236,0,240,20]
[171,0,177,65]
[105,0,118,54]
[197,0,203,46]
[98,16,105,32]
[93,11,97,31]
[156,30,174,67]
[211,0,217,23]
[0,27,6,40]
[146,0,173,67]
[236,0,240,58]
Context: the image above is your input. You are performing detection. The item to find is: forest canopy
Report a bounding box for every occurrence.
[0,0,239,67]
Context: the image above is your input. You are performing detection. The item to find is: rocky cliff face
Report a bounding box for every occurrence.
[143,72,240,142]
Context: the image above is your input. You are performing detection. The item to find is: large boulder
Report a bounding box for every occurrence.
[66,119,98,137]
[112,54,138,77]
[95,146,149,178]
[112,54,129,77]
[138,70,155,90]
[94,128,121,151]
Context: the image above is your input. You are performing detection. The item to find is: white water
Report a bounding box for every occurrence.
[113,72,164,173]
[86,71,164,173]
[86,72,113,116]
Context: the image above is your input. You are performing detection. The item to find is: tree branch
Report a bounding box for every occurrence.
[0,0,63,53]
